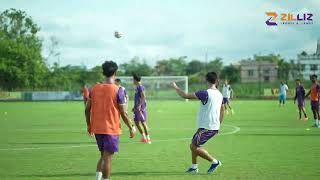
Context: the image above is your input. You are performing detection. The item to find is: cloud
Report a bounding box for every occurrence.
[0,0,319,68]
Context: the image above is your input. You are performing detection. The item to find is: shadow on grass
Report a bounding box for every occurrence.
[15,171,214,178]
[238,133,319,137]
[9,142,95,145]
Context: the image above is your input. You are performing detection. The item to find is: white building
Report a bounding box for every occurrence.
[298,40,320,79]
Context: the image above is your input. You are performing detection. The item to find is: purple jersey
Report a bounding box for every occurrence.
[134,85,146,110]
[295,85,305,102]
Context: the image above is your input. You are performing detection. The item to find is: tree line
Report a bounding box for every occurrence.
[0,9,297,91]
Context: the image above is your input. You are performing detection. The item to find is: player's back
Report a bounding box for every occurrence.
[198,89,223,130]
[90,83,121,135]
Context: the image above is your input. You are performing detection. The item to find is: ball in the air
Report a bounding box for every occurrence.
[114,31,123,38]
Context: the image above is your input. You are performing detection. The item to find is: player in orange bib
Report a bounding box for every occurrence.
[82,85,90,105]
[85,61,136,180]
[305,74,320,128]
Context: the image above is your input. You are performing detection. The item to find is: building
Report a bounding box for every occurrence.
[298,40,320,80]
[240,61,278,83]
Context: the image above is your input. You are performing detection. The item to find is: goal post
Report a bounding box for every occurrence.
[117,76,189,101]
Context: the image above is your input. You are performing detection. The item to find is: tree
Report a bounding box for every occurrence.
[220,64,240,83]
[119,56,152,76]
[186,60,204,75]
[0,8,47,90]
[155,56,187,75]
[206,57,223,74]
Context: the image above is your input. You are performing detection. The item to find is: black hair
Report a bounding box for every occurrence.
[102,61,118,77]
[311,74,318,79]
[115,78,121,83]
[295,79,301,82]
[206,72,218,84]
[132,73,141,82]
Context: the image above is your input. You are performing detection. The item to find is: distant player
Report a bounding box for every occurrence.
[82,85,90,105]
[305,74,320,128]
[85,61,136,180]
[115,78,129,102]
[294,79,308,121]
[279,81,289,107]
[132,73,151,144]
[172,72,224,174]
[222,80,234,114]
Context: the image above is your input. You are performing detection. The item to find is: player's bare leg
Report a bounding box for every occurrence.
[101,151,113,180]
[224,104,228,115]
[142,122,151,144]
[190,143,213,162]
[135,121,144,134]
[135,121,147,142]
[95,152,103,180]
[298,108,302,120]
[226,102,234,114]
[302,108,308,121]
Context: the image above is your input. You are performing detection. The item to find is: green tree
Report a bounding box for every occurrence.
[119,56,152,76]
[155,56,187,75]
[206,57,223,74]
[220,64,240,83]
[186,60,204,75]
[0,8,47,90]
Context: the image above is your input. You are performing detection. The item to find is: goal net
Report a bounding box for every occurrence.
[117,76,188,101]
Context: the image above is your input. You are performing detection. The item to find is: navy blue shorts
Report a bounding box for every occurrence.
[192,128,218,147]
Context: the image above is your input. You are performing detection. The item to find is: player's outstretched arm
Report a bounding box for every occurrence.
[118,104,136,138]
[171,81,197,99]
[85,99,93,136]
[305,89,311,98]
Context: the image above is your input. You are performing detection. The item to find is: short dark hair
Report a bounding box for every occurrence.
[206,72,218,84]
[115,78,121,83]
[295,79,300,82]
[102,61,118,77]
[132,73,141,82]
[311,74,318,79]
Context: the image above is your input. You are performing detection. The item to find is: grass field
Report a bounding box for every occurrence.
[0,100,320,180]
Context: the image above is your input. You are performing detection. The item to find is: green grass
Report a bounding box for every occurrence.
[0,100,320,180]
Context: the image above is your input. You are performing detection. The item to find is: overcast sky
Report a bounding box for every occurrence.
[1,0,319,68]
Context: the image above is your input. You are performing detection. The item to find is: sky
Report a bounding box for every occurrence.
[1,0,320,68]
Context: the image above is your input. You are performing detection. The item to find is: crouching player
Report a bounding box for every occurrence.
[171,72,224,174]
[85,61,136,180]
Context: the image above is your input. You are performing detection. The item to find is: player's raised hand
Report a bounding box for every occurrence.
[171,81,178,89]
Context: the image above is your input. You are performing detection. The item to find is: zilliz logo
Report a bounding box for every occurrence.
[265,12,313,26]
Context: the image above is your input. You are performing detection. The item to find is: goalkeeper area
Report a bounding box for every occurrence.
[0,100,319,180]
[116,76,189,100]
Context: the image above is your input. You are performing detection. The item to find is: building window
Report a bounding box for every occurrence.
[248,70,254,77]
[311,64,318,71]
[263,69,270,74]
[264,76,270,82]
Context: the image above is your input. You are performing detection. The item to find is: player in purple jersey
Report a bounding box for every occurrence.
[294,79,308,121]
[115,78,129,103]
[132,73,151,144]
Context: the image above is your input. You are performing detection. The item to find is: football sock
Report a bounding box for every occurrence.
[146,135,150,140]
[211,159,218,164]
[317,119,319,126]
[96,172,102,180]
[142,133,146,139]
[191,164,198,169]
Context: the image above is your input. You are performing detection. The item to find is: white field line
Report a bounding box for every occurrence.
[0,125,240,151]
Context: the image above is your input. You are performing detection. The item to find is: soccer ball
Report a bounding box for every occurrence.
[114,31,123,38]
